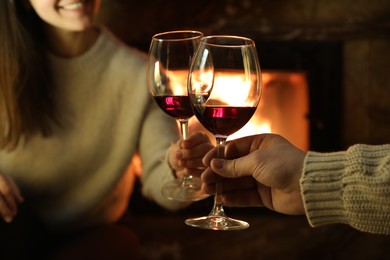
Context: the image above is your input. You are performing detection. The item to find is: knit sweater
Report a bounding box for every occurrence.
[301,144,390,235]
[0,27,187,230]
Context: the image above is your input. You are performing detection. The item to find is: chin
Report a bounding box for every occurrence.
[65,23,95,32]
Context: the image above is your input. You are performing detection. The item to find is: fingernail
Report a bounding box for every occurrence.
[176,151,183,159]
[213,159,224,169]
[178,160,184,167]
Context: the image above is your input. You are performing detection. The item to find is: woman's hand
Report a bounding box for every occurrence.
[0,173,24,223]
[168,132,214,178]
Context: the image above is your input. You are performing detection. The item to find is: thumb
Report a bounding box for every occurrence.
[210,153,256,179]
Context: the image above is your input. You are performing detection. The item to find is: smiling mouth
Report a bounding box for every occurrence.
[59,1,85,11]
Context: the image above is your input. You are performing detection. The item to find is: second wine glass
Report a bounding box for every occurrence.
[186,35,262,230]
[147,30,209,201]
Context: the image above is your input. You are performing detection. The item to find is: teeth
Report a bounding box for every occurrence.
[62,2,83,10]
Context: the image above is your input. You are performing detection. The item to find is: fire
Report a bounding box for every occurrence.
[229,118,271,140]
[188,71,271,141]
[155,67,189,95]
[209,73,256,106]
[220,72,271,140]
[166,69,309,151]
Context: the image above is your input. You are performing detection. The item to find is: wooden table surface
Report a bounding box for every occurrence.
[128,195,390,260]
[2,189,389,260]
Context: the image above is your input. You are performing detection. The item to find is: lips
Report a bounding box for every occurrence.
[58,1,84,11]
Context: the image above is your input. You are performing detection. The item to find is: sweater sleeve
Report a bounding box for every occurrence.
[138,98,191,211]
[300,144,390,235]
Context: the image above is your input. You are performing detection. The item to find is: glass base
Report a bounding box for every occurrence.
[185,215,249,231]
[161,177,209,202]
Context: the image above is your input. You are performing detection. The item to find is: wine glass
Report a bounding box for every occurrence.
[186,35,262,230]
[147,30,209,201]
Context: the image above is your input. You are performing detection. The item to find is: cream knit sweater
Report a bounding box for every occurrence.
[301,144,390,235]
[0,27,187,230]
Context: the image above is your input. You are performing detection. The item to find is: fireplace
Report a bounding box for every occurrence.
[100,19,343,152]
[189,41,342,152]
[98,0,389,150]
[256,41,342,152]
[140,39,342,152]
[189,69,310,151]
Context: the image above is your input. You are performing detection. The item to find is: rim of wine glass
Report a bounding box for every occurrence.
[152,30,204,41]
[200,35,256,48]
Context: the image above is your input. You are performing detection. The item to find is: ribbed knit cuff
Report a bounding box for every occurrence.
[300,151,349,227]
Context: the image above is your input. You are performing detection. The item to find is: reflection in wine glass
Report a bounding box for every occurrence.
[147,30,209,201]
[186,35,262,230]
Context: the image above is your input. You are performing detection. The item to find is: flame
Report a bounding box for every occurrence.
[209,74,254,106]
[170,70,309,151]
[187,71,271,139]
[228,119,271,140]
[168,71,189,95]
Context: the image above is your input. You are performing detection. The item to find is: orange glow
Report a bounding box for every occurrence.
[189,71,309,151]
[164,69,189,95]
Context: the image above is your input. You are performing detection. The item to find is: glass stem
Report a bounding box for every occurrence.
[210,135,227,217]
[179,119,189,141]
[178,119,191,186]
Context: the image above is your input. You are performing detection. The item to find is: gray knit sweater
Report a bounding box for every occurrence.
[301,144,390,235]
[0,27,187,230]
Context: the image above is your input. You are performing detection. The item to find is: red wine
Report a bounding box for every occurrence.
[194,106,257,136]
[154,95,193,119]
